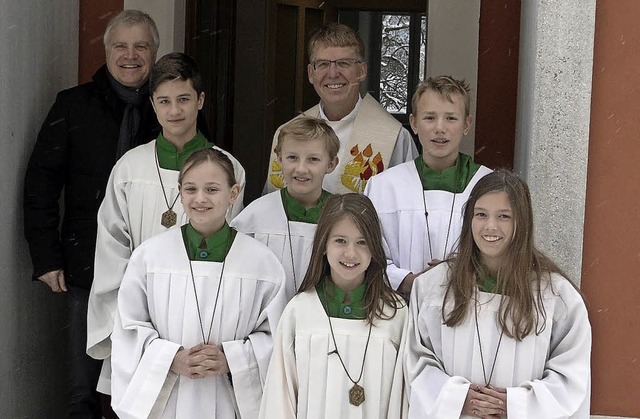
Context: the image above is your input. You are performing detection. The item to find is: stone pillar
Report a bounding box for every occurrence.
[514,0,596,285]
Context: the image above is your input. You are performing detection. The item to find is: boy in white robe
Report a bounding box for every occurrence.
[232,116,339,302]
[87,53,246,393]
[365,76,491,295]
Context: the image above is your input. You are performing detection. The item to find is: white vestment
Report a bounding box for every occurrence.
[87,140,246,393]
[111,228,286,419]
[231,191,316,303]
[259,290,409,419]
[364,162,492,289]
[265,94,418,194]
[405,263,591,418]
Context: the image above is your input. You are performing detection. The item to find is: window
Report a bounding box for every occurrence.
[340,10,427,123]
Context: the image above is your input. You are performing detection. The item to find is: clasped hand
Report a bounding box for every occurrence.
[171,343,229,379]
[462,384,507,418]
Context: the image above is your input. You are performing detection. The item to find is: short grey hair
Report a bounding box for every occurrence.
[103,9,160,51]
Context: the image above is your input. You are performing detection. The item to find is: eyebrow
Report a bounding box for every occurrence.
[474,206,512,212]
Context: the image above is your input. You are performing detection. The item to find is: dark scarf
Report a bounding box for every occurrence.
[107,72,149,159]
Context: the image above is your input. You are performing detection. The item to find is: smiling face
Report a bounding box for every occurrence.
[179,161,239,237]
[277,136,338,207]
[105,24,156,88]
[307,44,367,120]
[151,79,204,149]
[325,216,372,292]
[410,90,472,172]
[472,190,515,275]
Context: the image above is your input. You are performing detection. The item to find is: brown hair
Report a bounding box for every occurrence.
[298,194,404,324]
[179,148,237,188]
[411,75,472,117]
[150,52,203,96]
[443,170,572,340]
[275,116,340,160]
[307,22,365,61]
[103,9,160,52]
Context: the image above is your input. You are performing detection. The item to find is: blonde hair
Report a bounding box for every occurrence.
[275,116,340,160]
[308,22,365,60]
[412,75,472,117]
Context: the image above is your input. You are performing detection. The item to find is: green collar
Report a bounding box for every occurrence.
[316,277,366,319]
[281,188,331,224]
[181,223,236,262]
[477,268,499,293]
[156,131,211,171]
[414,153,481,193]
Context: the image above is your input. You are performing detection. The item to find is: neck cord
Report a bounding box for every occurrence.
[421,163,460,261]
[322,281,372,406]
[187,228,231,344]
[282,202,298,292]
[474,296,505,387]
[154,143,180,228]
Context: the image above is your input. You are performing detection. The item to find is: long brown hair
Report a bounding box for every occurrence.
[298,193,404,323]
[443,170,570,340]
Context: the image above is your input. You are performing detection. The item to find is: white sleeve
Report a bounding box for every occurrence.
[389,127,419,167]
[364,178,411,290]
[87,164,131,360]
[405,281,468,419]
[258,304,298,419]
[110,250,182,419]
[221,261,287,419]
[506,286,591,418]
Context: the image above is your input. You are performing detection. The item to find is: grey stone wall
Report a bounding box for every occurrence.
[0,1,78,416]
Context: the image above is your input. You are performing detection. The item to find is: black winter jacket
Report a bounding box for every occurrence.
[23,65,161,290]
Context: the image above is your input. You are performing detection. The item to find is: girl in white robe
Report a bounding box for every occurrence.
[260,193,408,419]
[405,170,591,418]
[111,148,285,418]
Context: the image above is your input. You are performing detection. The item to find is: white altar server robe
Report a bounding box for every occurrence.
[260,290,409,419]
[111,228,285,419]
[231,190,316,303]
[364,162,492,290]
[405,263,591,418]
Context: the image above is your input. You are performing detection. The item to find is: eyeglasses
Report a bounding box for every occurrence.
[311,58,363,72]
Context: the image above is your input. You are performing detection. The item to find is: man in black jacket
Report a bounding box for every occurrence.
[23,10,160,418]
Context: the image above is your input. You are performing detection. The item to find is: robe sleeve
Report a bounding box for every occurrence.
[388,306,410,419]
[364,180,411,290]
[404,285,469,419]
[258,303,298,419]
[505,284,591,418]
[388,127,419,167]
[87,163,131,361]
[110,248,182,419]
[221,263,287,419]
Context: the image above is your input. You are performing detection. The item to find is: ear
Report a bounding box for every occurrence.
[358,61,368,82]
[228,184,241,205]
[307,63,315,85]
[197,92,205,110]
[275,149,282,164]
[463,115,473,135]
[150,96,158,113]
[409,113,418,134]
[326,156,339,174]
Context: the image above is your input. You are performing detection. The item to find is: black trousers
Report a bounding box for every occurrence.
[67,286,102,419]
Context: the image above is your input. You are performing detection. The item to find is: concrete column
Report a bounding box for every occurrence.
[514,0,596,285]
[426,0,480,155]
